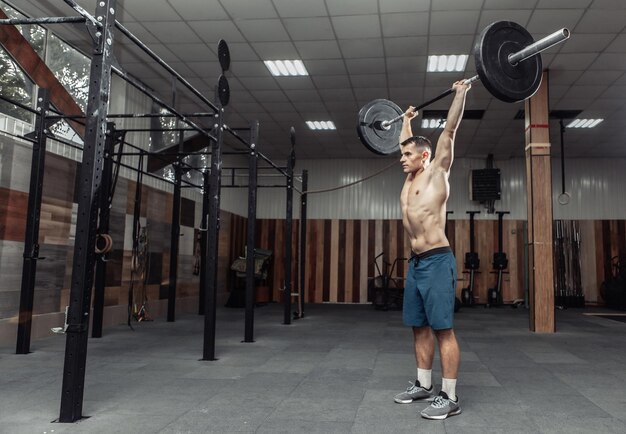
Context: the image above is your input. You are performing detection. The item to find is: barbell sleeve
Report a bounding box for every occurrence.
[508,28,570,65]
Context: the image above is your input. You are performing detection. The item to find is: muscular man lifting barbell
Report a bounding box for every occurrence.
[353,20,572,421]
[393,80,470,420]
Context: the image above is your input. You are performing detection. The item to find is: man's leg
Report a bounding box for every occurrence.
[420,328,462,419]
[413,326,434,388]
[435,328,460,400]
[394,326,435,404]
[435,328,460,379]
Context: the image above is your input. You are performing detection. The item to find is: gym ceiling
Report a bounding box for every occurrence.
[14,0,626,160]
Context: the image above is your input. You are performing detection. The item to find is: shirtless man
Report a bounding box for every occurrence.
[393,80,470,420]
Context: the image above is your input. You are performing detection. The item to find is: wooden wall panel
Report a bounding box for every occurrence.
[39,197,72,245]
[396,220,405,278]
[291,220,299,298]
[2,140,626,323]
[579,220,598,303]
[274,219,285,302]
[359,220,368,303]
[329,219,339,302]
[503,220,525,303]
[262,217,525,304]
[43,154,76,203]
[217,212,232,297]
[0,187,27,242]
[305,219,317,303]
[618,221,626,261]
[256,218,558,306]
[315,220,325,303]
[595,220,606,296]
[344,220,353,303]
[454,219,469,299]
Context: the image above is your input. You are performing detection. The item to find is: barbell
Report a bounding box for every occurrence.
[356,21,570,155]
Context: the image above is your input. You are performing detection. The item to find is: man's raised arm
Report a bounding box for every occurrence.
[433,81,471,172]
[400,106,418,146]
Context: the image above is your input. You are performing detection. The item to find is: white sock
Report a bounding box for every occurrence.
[417,368,432,390]
[441,378,457,401]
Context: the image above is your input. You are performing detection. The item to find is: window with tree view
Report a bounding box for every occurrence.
[0,1,45,123]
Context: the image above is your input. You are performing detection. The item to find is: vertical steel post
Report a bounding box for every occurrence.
[298,170,308,318]
[15,88,49,355]
[244,121,259,342]
[91,122,116,338]
[202,106,224,361]
[167,162,182,322]
[283,147,295,325]
[59,0,116,422]
[198,170,209,315]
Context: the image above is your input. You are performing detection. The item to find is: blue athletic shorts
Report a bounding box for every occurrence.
[403,246,457,330]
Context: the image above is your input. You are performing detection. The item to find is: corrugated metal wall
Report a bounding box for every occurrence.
[251,157,626,220]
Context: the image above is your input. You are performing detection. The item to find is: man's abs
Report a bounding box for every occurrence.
[401,175,449,253]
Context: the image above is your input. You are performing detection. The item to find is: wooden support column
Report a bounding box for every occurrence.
[524,70,555,333]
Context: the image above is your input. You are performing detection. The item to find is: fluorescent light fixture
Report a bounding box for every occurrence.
[421,119,446,129]
[264,59,308,76]
[427,54,468,72]
[306,120,336,130]
[566,118,603,128]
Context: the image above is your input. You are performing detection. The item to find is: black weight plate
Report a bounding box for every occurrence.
[474,21,542,103]
[356,99,403,155]
[218,74,230,106]
[218,39,230,72]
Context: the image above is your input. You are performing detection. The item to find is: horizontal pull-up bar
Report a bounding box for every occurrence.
[62,0,101,29]
[224,166,288,172]
[0,94,39,114]
[118,128,204,133]
[118,150,209,157]
[107,112,216,119]
[222,184,291,189]
[0,16,86,25]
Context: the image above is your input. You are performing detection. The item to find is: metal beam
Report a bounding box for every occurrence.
[0,16,86,25]
[298,170,308,319]
[202,105,224,361]
[91,123,117,338]
[15,89,49,355]
[244,121,259,343]
[167,163,182,322]
[59,0,116,423]
[198,171,209,315]
[283,146,295,325]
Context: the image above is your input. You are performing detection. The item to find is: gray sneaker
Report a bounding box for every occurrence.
[393,380,434,404]
[420,391,461,420]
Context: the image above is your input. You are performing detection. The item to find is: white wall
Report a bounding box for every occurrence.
[251,157,626,220]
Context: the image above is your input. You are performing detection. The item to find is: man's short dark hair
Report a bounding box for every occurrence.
[400,135,432,154]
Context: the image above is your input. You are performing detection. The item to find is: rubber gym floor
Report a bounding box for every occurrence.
[1,304,625,434]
